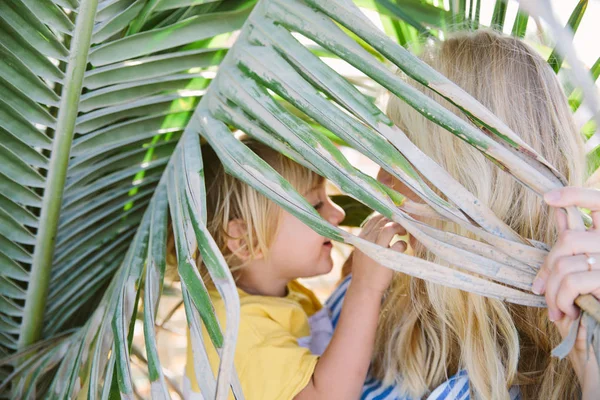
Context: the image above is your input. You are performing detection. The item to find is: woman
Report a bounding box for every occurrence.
[330,30,600,399]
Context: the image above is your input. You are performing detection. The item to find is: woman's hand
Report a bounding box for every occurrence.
[532,187,600,397]
[533,187,600,322]
[351,214,407,295]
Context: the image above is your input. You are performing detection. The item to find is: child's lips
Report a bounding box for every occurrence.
[323,241,332,248]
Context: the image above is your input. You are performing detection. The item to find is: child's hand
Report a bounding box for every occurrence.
[296,214,408,400]
[352,214,407,294]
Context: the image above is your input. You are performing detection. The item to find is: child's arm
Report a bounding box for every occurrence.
[295,215,406,400]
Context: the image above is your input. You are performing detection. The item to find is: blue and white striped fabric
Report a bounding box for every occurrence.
[325,275,521,400]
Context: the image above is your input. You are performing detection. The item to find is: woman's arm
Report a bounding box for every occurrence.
[533,187,600,399]
[295,215,406,400]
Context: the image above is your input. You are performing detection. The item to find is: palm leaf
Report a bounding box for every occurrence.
[490,0,507,30]
[3,0,600,398]
[511,5,529,38]
[547,0,588,73]
[473,0,481,29]
[356,0,449,31]
[569,56,600,112]
[518,0,600,154]
[370,0,432,37]
[0,0,253,396]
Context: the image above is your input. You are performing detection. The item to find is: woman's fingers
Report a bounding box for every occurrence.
[534,187,600,303]
[532,259,551,295]
[544,187,600,210]
[555,209,568,233]
[549,231,599,267]
[533,230,599,295]
[555,270,600,320]
[544,187,600,230]
[543,254,594,320]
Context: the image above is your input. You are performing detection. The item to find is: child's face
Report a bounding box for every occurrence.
[267,183,345,280]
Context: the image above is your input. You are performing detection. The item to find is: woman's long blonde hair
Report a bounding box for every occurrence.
[166,137,322,283]
[373,30,586,399]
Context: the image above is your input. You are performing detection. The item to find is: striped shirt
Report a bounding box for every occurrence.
[325,275,521,400]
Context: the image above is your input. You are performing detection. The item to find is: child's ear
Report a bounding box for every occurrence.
[226,219,262,261]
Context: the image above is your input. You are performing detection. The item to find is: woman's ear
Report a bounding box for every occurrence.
[226,219,261,261]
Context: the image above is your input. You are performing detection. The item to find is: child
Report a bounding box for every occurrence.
[177,137,406,399]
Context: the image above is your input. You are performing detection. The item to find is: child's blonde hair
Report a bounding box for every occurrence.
[373,30,586,399]
[166,136,323,283]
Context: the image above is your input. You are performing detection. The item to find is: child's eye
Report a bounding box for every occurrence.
[313,201,324,210]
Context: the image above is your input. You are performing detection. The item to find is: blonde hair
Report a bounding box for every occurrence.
[373,30,586,399]
[166,136,323,283]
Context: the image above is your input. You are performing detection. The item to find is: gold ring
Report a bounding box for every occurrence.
[585,253,597,272]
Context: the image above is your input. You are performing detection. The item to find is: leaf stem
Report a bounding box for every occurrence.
[18,0,99,350]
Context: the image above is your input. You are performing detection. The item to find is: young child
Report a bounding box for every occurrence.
[176,137,406,399]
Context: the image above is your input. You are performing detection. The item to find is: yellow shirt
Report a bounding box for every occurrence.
[184,281,322,400]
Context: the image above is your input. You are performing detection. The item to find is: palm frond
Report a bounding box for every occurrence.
[518,0,599,153]
[3,0,600,397]
[0,0,253,396]
[547,0,588,73]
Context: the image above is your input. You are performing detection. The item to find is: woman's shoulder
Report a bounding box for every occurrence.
[325,277,521,400]
[360,370,521,400]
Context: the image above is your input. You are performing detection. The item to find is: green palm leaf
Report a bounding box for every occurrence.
[547,0,588,73]
[2,0,599,398]
[490,0,507,29]
[518,0,599,153]
[510,5,529,38]
[0,0,253,396]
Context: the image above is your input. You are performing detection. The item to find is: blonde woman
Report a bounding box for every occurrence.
[328,31,600,399]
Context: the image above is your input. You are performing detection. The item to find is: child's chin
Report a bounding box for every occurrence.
[317,262,334,275]
[304,263,334,278]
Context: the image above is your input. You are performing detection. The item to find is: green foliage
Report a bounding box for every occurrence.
[548,0,588,73]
